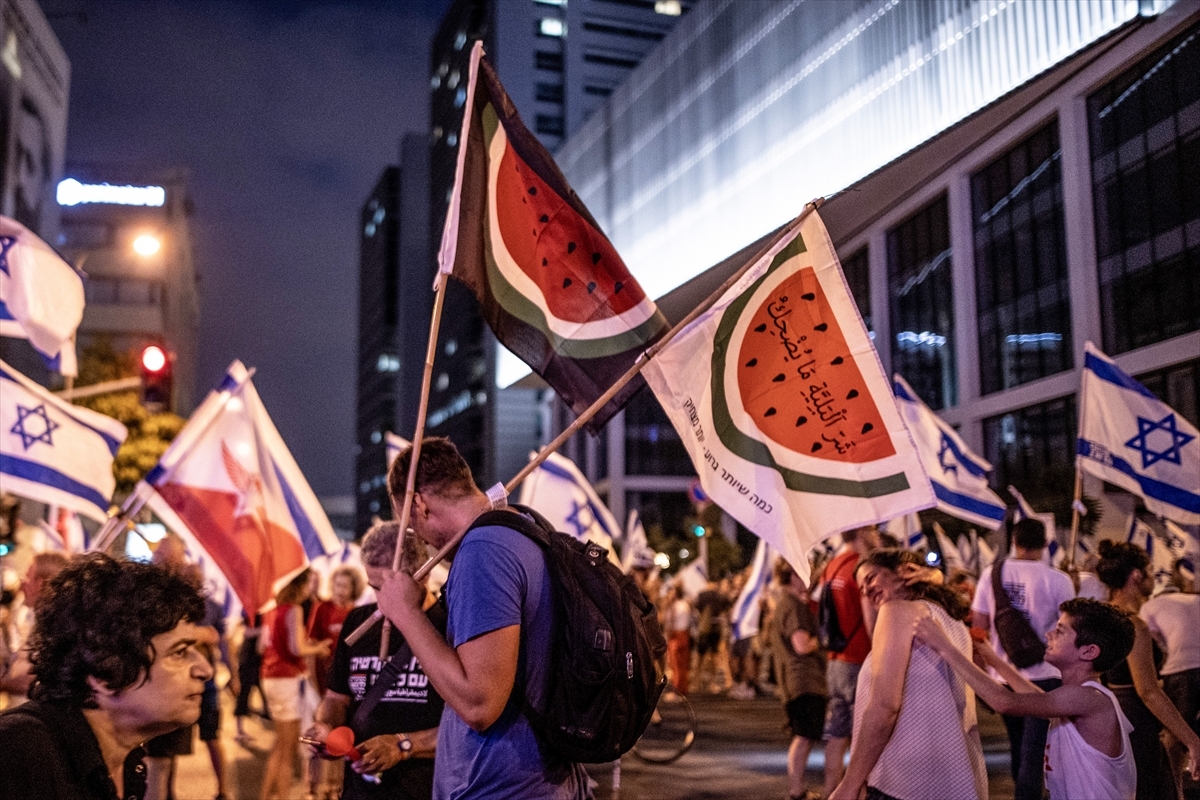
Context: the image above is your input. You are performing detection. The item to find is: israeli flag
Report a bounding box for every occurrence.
[731,537,773,641]
[0,359,126,522]
[1162,518,1199,585]
[1078,343,1199,525]
[894,375,1005,529]
[385,431,410,469]
[1009,484,1061,565]
[620,509,656,574]
[0,216,84,376]
[517,450,621,563]
[1127,515,1177,594]
[887,511,926,551]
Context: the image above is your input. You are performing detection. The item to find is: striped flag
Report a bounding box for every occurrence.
[385,432,409,469]
[731,537,773,641]
[620,508,656,574]
[887,512,926,551]
[1162,518,1199,585]
[516,450,621,562]
[1009,484,1061,565]
[1127,515,1176,594]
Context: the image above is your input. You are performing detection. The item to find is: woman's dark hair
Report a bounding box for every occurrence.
[1059,598,1135,673]
[28,553,205,707]
[1095,539,1150,590]
[276,567,313,606]
[856,548,971,621]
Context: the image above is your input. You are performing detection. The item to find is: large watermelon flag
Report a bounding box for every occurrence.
[642,210,935,584]
[136,361,342,613]
[438,41,668,431]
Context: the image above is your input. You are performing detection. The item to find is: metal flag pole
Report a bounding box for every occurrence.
[343,199,824,647]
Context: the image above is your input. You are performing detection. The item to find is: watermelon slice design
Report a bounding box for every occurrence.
[710,235,909,497]
[483,104,665,356]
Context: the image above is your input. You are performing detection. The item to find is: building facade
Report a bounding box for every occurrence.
[552,0,1198,542]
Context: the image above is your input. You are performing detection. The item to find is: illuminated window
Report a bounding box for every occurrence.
[538,18,565,38]
[655,0,682,15]
[972,122,1072,395]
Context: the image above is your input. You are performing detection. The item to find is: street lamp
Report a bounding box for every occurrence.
[132,233,162,257]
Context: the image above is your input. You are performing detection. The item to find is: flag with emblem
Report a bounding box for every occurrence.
[137,361,342,613]
[0,216,84,376]
[0,359,126,521]
[438,41,668,431]
[1127,515,1177,594]
[1162,518,1199,585]
[516,450,620,563]
[1078,343,1199,525]
[731,537,773,641]
[642,210,934,584]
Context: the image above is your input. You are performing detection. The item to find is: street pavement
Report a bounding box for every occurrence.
[171,690,1018,799]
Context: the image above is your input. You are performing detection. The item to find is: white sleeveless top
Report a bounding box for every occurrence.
[852,601,988,800]
[1044,681,1136,800]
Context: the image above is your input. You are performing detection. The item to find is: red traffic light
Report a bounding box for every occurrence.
[141,345,167,373]
[139,345,173,409]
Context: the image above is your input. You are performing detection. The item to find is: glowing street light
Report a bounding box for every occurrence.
[132,233,162,257]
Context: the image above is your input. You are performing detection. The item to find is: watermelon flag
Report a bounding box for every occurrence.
[137,361,342,613]
[438,41,668,431]
[642,210,934,584]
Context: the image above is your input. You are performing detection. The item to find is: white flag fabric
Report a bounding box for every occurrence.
[1162,518,1199,585]
[731,537,773,641]
[0,359,126,521]
[674,557,709,600]
[0,216,84,376]
[1009,484,1061,565]
[620,509,656,574]
[894,374,1005,529]
[934,522,963,571]
[1127,515,1176,595]
[137,361,342,613]
[643,210,934,585]
[887,512,926,551]
[385,432,410,469]
[1078,343,1199,525]
[516,450,621,562]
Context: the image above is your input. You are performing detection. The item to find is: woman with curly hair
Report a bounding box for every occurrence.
[1096,539,1200,800]
[829,548,987,800]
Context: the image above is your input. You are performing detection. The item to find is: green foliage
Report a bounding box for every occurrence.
[642,501,746,579]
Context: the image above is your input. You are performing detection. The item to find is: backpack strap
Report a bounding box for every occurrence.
[465,503,555,547]
[991,556,1011,610]
[349,644,408,737]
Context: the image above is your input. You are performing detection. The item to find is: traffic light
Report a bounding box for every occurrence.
[140,345,173,410]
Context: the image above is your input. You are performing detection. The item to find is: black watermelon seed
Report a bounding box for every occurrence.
[533,229,537,236]
[745,358,758,367]
[567,242,577,254]
[587,281,597,293]
[847,389,859,399]
[764,407,776,417]
[796,416,808,426]
[754,323,767,333]
[811,442,823,452]
[814,323,828,332]
[528,186,537,195]
[614,282,624,294]
[542,258,548,266]
[592,252,601,265]
[540,214,549,223]
[563,278,573,288]
[522,197,526,203]
[861,422,874,434]
[831,356,844,365]
[773,373,785,382]
[801,292,815,301]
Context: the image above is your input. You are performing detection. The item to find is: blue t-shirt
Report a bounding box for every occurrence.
[432,522,589,800]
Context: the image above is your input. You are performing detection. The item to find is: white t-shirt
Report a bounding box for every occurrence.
[1077,572,1108,601]
[1044,681,1136,800]
[971,559,1076,681]
[1140,591,1200,675]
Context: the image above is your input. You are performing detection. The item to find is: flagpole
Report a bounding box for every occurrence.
[1066,466,1082,572]
[378,273,449,660]
[89,368,257,553]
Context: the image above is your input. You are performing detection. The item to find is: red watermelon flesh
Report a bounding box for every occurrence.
[494,138,646,323]
[735,267,894,464]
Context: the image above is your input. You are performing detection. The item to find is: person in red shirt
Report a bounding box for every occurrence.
[308,566,365,696]
[816,525,877,798]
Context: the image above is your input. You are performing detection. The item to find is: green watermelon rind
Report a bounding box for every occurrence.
[709,236,910,498]
[482,105,668,359]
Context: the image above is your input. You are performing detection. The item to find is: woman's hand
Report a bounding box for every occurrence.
[896,562,943,586]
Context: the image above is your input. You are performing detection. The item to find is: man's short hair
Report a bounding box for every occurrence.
[360,520,428,574]
[1059,598,1135,673]
[388,436,476,502]
[1012,518,1047,551]
[28,553,205,707]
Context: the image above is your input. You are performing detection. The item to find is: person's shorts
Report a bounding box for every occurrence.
[145,724,193,757]
[198,680,220,741]
[824,659,862,739]
[1162,668,1200,736]
[697,630,721,656]
[730,637,752,659]
[261,675,303,723]
[785,692,828,741]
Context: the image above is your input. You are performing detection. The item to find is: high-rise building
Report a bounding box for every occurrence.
[421,0,687,487]
[56,166,200,414]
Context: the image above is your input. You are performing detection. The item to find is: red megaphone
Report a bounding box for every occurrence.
[324,726,362,761]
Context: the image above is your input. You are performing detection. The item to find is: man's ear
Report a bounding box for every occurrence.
[1077,642,1102,665]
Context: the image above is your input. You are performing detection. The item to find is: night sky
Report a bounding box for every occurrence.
[47,0,451,497]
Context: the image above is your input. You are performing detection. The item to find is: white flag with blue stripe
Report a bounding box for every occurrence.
[385,432,410,469]
[894,374,1005,529]
[517,450,620,563]
[1127,515,1177,594]
[1009,484,1062,565]
[731,537,773,641]
[1078,343,1199,525]
[620,509,656,574]
[0,216,84,376]
[0,359,126,521]
[1162,518,1198,585]
[887,511,926,551]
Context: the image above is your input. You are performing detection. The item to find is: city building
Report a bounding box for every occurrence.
[0,0,69,382]
[417,0,687,488]
[56,166,201,414]
[550,0,1199,543]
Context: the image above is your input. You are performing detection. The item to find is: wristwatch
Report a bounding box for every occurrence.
[396,733,413,760]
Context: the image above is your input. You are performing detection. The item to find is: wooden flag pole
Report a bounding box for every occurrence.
[1065,466,1083,572]
[378,273,450,660]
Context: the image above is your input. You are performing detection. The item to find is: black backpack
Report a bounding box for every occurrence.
[465,504,667,763]
[817,561,862,653]
[990,558,1046,669]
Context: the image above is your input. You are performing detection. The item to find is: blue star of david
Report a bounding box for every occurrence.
[1125,413,1195,469]
[0,235,15,276]
[937,433,958,475]
[564,499,593,539]
[10,403,59,450]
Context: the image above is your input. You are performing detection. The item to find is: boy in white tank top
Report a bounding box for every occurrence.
[915,598,1138,799]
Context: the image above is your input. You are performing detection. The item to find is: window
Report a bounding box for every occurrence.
[1137,358,1199,426]
[888,195,955,409]
[584,84,613,97]
[584,51,639,69]
[535,114,565,137]
[983,395,1077,491]
[582,20,666,41]
[535,51,564,72]
[1088,24,1200,355]
[538,18,565,38]
[535,82,564,103]
[972,122,1072,394]
[84,277,162,306]
[624,391,690,476]
[839,247,871,332]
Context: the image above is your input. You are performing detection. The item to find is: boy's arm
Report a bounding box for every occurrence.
[971,637,1043,694]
